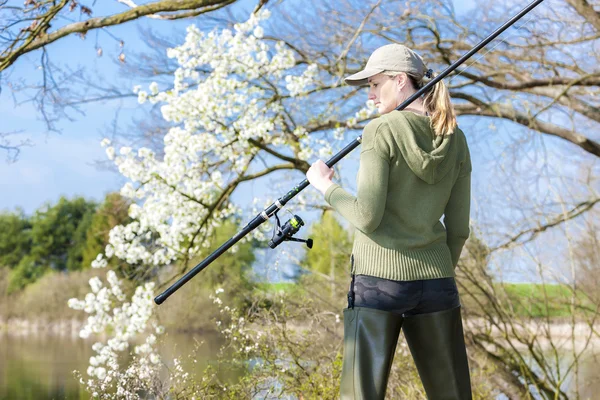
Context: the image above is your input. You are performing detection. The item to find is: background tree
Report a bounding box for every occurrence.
[81,192,132,270]
[300,211,353,296]
[0,0,272,160]
[455,228,600,399]
[8,196,96,290]
[571,214,600,305]
[0,210,31,269]
[84,0,598,316]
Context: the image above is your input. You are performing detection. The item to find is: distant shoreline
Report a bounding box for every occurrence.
[3,316,599,353]
[0,317,85,337]
[464,318,600,351]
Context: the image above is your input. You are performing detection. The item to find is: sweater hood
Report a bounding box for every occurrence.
[383,111,457,184]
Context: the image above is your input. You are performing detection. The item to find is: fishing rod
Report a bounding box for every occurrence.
[155,0,545,305]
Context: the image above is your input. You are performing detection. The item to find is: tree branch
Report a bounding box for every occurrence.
[334,0,382,68]
[0,0,69,73]
[247,138,310,172]
[0,131,32,163]
[564,0,600,31]
[458,70,600,91]
[115,0,236,20]
[452,92,600,158]
[237,162,297,182]
[491,197,600,251]
[0,0,238,72]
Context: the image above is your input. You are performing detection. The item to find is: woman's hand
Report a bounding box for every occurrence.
[306,160,335,195]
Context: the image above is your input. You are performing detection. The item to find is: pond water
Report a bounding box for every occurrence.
[1,330,599,399]
[0,331,225,400]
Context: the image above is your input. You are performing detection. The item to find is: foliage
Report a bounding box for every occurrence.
[68,274,164,398]
[8,255,48,293]
[194,219,257,292]
[0,0,250,162]
[59,3,600,399]
[81,193,133,274]
[254,281,297,293]
[155,219,258,331]
[29,196,97,271]
[0,194,137,292]
[5,196,97,291]
[0,210,31,269]
[67,205,96,272]
[301,211,353,279]
[70,269,497,399]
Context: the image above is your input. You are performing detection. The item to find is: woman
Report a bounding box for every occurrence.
[306,43,472,400]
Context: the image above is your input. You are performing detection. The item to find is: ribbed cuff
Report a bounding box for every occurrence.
[446,236,467,267]
[324,183,341,204]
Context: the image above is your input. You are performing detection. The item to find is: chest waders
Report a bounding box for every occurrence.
[341,303,471,399]
[342,257,471,399]
[342,255,471,399]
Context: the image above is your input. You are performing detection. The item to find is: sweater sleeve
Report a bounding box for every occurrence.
[443,169,471,267]
[324,121,390,234]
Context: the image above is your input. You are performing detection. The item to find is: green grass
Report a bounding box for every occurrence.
[254,282,297,293]
[502,282,571,298]
[498,283,592,318]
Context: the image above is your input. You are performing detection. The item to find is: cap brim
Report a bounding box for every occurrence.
[344,67,384,86]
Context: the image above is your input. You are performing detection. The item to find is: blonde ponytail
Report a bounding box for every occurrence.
[420,73,457,136]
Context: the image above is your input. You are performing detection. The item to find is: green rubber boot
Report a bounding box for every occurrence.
[340,307,404,400]
[402,306,472,400]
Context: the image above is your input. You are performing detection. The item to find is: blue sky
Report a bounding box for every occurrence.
[0,0,477,214]
[6,0,589,284]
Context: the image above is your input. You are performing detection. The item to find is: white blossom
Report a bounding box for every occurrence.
[105,147,115,161]
[69,10,367,398]
[149,82,159,95]
[89,277,103,294]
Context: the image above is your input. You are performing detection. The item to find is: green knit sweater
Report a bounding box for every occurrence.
[324,110,471,281]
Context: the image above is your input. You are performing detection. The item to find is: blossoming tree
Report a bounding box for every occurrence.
[69,9,374,396]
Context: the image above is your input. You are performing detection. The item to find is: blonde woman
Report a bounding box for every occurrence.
[307,44,472,399]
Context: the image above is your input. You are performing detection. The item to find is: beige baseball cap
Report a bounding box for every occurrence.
[345,44,428,86]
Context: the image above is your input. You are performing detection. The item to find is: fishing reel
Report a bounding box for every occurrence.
[268,211,313,249]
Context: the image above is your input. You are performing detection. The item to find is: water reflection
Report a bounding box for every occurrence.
[1,331,598,399]
[0,331,224,400]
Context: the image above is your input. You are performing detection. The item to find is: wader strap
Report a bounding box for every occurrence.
[347,254,355,309]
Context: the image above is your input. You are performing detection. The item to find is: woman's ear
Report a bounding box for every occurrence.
[396,73,407,91]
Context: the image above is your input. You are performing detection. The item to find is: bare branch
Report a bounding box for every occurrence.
[115,0,237,21]
[0,131,32,163]
[248,138,310,172]
[452,92,600,158]
[334,0,382,70]
[0,0,240,72]
[458,70,600,91]
[491,197,600,251]
[564,0,600,31]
